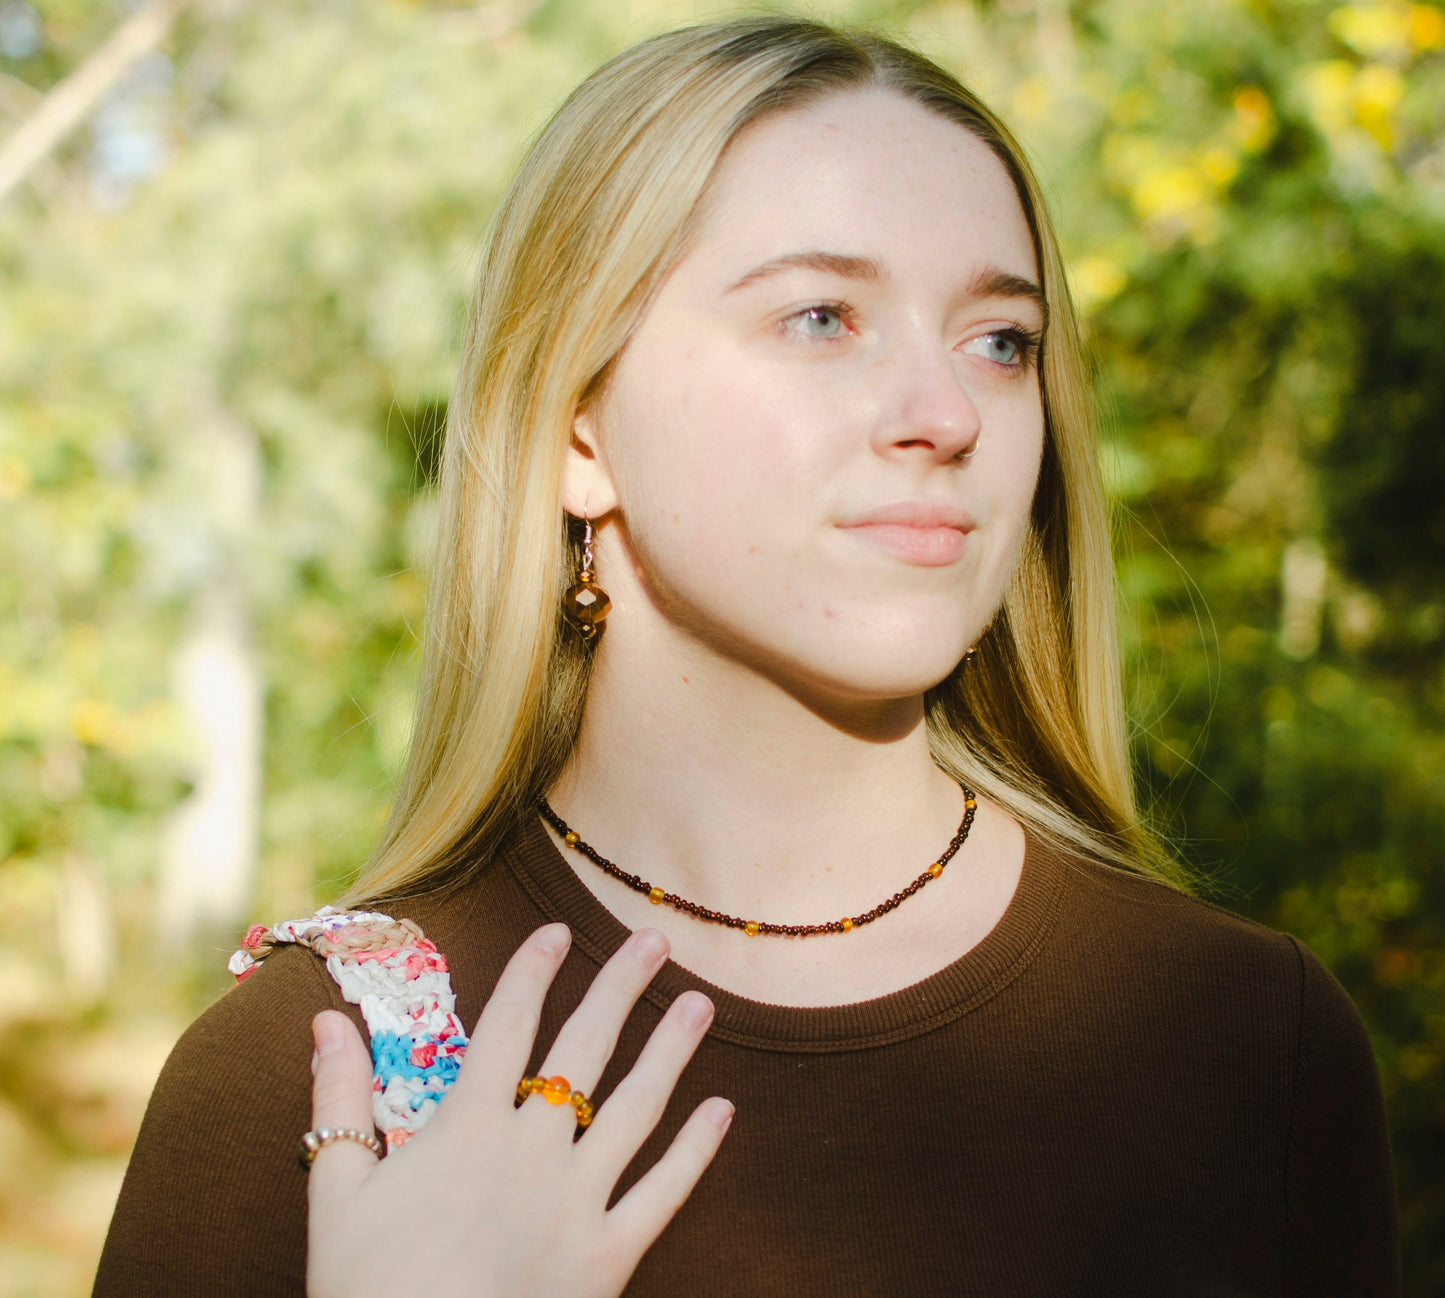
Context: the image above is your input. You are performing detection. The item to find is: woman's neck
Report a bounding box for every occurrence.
[546,631,967,924]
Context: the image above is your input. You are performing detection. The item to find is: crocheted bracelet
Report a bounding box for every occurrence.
[229,907,468,1149]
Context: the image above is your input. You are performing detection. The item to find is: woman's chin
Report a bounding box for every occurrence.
[757,640,972,714]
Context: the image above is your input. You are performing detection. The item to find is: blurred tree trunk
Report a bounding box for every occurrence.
[158,406,262,941]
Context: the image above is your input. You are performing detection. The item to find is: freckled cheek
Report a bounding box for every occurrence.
[660,457,795,565]
[622,388,830,555]
[611,423,773,576]
[975,374,1044,460]
[986,438,1046,584]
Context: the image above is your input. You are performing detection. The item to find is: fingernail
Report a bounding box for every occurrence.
[633,928,669,967]
[708,1098,735,1132]
[679,992,713,1031]
[313,1012,344,1058]
[538,924,571,957]
[310,1049,319,1076]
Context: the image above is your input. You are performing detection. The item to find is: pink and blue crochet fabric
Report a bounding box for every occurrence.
[229,907,468,1148]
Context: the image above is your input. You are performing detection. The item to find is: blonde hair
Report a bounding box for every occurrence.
[346,17,1195,904]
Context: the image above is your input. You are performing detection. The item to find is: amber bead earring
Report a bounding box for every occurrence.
[562,516,611,640]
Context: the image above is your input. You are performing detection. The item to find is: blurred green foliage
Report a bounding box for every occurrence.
[1,0,1441,1292]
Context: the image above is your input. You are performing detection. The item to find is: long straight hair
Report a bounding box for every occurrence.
[345,17,1194,904]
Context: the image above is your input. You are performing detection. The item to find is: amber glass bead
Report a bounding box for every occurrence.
[841,917,854,932]
[543,1076,572,1105]
[649,886,665,904]
[965,798,977,811]
[744,921,760,936]
[929,862,944,878]
[563,579,611,635]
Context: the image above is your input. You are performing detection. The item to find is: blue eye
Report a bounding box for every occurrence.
[963,328,1037,368]
[979,332,1019,363]
[989,333,1020,362]
[787,305,846,338]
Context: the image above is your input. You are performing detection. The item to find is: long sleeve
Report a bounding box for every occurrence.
[93,828,1411,1297]
[93,945,356,1298]
[1281,935,1401,1297]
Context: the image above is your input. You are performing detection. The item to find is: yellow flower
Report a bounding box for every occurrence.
[1408,3,1445,50]
[1132,163,1209,222]
[0,454,30,499]
[71,698,116,747]
[1354,63,1406,148]
[1200,145,1240,186]
[1230,86,1276,153]
[1304,60,1357,136]
[1071,254,1128,311]
[1329,2,1412,58]
[1011,76,1051,122]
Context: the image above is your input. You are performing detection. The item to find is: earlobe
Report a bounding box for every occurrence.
[561,407,620,519]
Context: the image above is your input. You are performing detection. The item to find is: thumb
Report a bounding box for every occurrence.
[306,1010,380,1194]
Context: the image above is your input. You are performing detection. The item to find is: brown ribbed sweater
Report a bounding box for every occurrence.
[94,818,1400,1296]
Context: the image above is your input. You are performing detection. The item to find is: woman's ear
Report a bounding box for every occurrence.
[561,405,620,518]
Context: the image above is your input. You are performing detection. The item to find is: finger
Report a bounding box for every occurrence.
[456,922,573,1104]
[529,928,671,1104]
[577,989,714,1172]
[605,1096,734,1261]
[306,1010,380,1194]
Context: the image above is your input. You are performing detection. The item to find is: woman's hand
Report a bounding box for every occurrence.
[304,923,732,1298]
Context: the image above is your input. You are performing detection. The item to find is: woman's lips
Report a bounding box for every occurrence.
[837,502,975,567]
[842,523,967,566]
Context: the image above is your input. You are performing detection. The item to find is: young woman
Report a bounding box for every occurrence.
[95,18,1399,1297]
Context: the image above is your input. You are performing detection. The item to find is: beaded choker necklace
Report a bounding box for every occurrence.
[537,786,977,938]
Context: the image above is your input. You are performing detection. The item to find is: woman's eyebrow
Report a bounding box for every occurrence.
[724,253,1046,320]
[971,267,1048,321]
[725,250,883,293]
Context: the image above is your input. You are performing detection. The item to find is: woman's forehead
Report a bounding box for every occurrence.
[687,87,1037,288]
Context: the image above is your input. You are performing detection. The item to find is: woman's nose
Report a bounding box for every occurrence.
[870,347,982,465]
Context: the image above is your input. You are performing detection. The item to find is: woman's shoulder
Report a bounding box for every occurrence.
[94,943,353,1296]
[1038,833,1369,1041]
[200,938,355,1041]
[1046,833,1296,953]
[128,939,358,1169]
[1032,837,1398,1287]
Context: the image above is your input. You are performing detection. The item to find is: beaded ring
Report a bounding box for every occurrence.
[516,1074,595,1127]
[229,907,469,1150]
[298,1126,385,1169]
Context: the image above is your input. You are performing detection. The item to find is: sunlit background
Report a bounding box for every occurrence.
[1,0,1442,1292]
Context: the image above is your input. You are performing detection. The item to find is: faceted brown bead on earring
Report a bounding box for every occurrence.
[564,573,611,639]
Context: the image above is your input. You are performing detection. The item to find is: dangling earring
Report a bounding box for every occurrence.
[563,516,611,641]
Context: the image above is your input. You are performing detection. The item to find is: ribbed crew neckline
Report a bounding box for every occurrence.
[503,812,1072,1053]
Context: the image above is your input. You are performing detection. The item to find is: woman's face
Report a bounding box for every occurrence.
[569,87,1046,708]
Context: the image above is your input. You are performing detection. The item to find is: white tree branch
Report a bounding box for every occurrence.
[0,0,194,206]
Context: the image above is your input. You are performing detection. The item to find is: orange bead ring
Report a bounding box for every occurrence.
[516,1074,595,1127]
